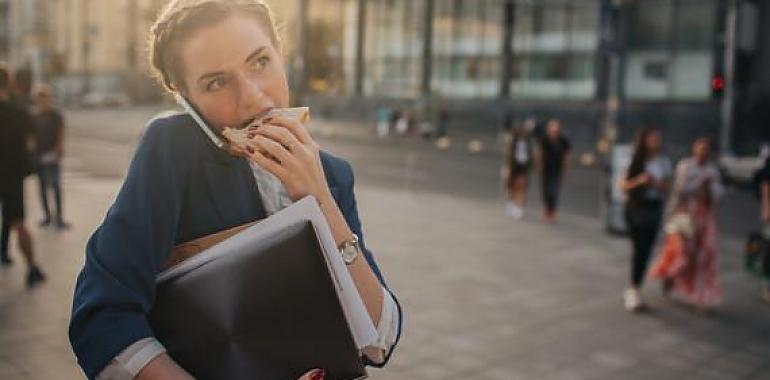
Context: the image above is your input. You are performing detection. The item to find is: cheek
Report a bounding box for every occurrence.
[194,93,240,130]
[264,65,290,107]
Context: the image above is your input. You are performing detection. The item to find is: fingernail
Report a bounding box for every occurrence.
[263,117,273,123]
[310,369,325,380]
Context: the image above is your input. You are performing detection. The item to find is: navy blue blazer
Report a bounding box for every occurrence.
[69,114,403,379]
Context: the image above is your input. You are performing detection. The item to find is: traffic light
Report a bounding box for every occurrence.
[712,74,724,98]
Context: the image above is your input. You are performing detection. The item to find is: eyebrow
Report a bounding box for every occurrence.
[197,46,269,84]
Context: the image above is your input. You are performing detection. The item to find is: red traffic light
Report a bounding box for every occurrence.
[712,75,725,91]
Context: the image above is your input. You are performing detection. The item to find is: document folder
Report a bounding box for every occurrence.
[149,197,376,380]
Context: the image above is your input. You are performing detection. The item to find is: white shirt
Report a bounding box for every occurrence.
[97,163,400,379]
[643,155,672,200]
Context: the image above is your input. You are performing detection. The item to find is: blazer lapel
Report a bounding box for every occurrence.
[201,156,267,226]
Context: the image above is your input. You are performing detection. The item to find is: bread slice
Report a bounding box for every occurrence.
[222,107,311,153]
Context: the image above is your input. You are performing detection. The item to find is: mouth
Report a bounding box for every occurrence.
[240,107,275,129]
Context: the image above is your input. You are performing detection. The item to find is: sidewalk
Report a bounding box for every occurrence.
[1,163,769,379]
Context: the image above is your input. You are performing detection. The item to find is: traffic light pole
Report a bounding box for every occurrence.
[720,0,738,155]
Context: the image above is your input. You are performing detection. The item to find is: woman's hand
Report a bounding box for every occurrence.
[245,116,331,202]
[621,173,651,193]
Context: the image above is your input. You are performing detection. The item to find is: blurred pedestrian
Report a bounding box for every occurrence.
[649,137,724,312]
[620,128,671,312]
[503,124,534,220]
[436,105,449,138]
[756,156,770,237]
[376,105,391,138]
[751,157,770,301]
[1,67,33,260]
[536,119,571,222]
[0,64,46,286]
[395,110,410,136]
[32,84,70,229]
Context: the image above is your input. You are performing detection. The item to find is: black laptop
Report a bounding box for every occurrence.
[148,220,367,380]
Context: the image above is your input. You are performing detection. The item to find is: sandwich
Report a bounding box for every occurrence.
[222,107,311,154]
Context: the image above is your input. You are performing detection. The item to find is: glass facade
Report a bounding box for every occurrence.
[431,0,504,98]
[303,0,720,103]
[510,0,600,99]
[624,0,717,100]
[363,0,425,98]
[306,0,348,95]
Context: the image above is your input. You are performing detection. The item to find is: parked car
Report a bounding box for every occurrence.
[719,143,769,185]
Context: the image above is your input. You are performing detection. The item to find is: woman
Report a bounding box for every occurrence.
[68,1,402,379]
[620,128,671,312]
[503,124,534,220]
[649,137,724,312]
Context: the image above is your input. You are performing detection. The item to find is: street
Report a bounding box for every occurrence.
[0,107,768,379]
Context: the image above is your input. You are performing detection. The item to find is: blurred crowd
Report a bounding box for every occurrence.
[0,62,71,288]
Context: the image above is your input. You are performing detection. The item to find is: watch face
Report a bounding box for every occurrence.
[341,245,358,264]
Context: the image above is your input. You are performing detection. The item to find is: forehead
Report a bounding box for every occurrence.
[180,13,274,77]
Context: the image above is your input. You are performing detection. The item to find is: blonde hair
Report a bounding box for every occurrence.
[149,0,281,93]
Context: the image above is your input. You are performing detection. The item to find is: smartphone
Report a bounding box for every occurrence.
[175,94,227,149]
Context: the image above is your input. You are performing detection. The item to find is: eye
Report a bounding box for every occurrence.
[206,76,226,92]
[251,55,271,70]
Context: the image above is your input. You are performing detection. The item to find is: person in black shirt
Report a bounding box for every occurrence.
[0,64,46,286]
[32,84,70,229]
[536,119,571,222]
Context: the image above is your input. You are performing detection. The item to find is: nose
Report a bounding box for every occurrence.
[236,72,272,117]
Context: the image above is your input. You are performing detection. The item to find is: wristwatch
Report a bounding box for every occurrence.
[339,233,360,265]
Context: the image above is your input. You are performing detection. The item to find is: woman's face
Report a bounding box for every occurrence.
[693,139,711,163]
[180,13,289,131]
[644,131,662,153]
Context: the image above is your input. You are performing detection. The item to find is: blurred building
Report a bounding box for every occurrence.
[2,0,50,86]
[46,0,169,104]
[299,0,770,156]
[0,0,168,104]
[0,0,10,63]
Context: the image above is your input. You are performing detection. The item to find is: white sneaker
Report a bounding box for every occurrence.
[511,205,524,220]
[504,202,515,218]
[505,202,523,220]
[624,289,643,312]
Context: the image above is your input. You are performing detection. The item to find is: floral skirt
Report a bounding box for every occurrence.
[649,205,722,308]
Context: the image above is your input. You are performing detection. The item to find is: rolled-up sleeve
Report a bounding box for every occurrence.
[333,158,404,367]
[69,120,186,379]
[362,287,401,365]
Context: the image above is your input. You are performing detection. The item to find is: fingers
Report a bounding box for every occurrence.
[258,116,314,146]
[251,124,303,153]
[251,135,295,167]
[248,147,287,179]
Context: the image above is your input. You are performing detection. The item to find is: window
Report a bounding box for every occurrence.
[306,0,348,95]
[363,0,424,98]
[511,0,600,100]
[431,0,504,98]
[624,0,716,100]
